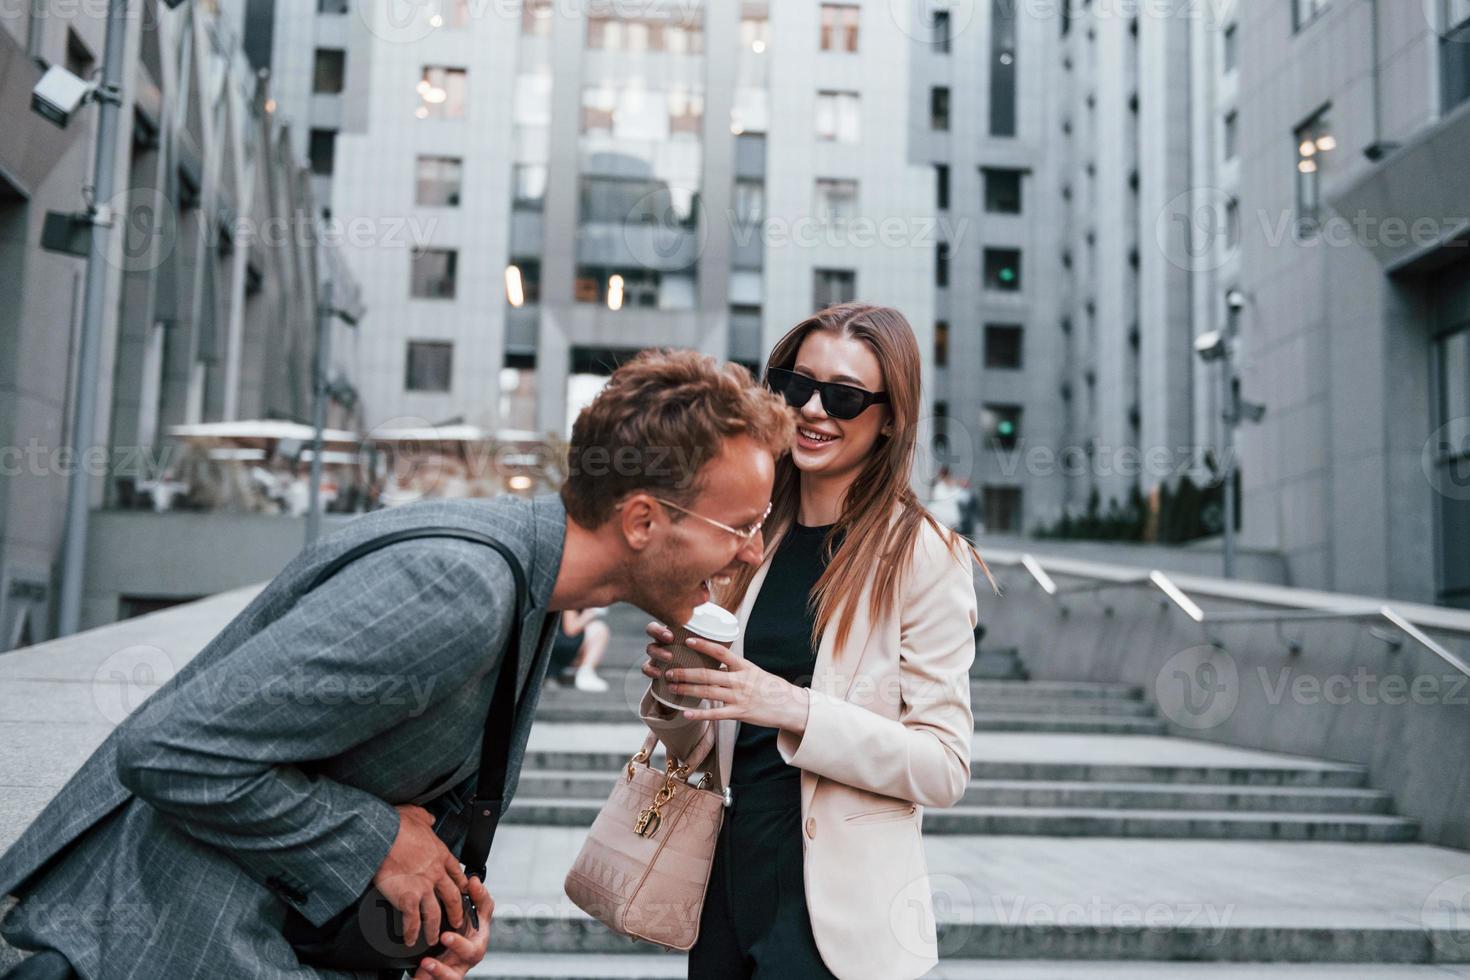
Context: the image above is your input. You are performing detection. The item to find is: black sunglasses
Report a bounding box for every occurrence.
[765,367,890,421]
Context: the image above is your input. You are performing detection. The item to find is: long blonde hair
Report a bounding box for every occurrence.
[717,303,1001,655]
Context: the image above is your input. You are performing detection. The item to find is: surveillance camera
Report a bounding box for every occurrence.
[31,65,93,128]
[1239,400,1267,424]
[1194,330,1227,363]
[1226,289,1248,311]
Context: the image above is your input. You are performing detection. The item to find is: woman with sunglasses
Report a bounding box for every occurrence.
[638,303,1000,979]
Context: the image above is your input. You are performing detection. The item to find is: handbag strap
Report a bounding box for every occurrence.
[306,525,528,884]
[636,720,729,793]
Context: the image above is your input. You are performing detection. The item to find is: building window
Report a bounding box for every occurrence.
[512,164,547,208]
[308,129,337,176]
[1294,107,1335,234]
[989,0,1017,136]
[1226,196,1241,250]
[416,155,463,207]
[506,259,540,306]
[936,242,950,287]
[1223,23,1238,72]
[410,247,459,299]
[935,164,950,210]
[522,0,553,36]
[573,266,696,310]
[935,320,949,367]
[933,10,952,52]
[734,179,765,225]
[586,13,705,53]
[1443,0,1470,113]
[417,66,468,119]
[1293,0,1332,31]
[815,90,861,142]
[983,168,1023,213]
[405,341,453,393]
[1223,111,1239,161]
[820,4,860,52]
[982,404,1022,449]
[815,178,859,223]
[441,0,471,29]
[983,485,1024,532]
[317,0,349,12]
[1434,323,1470,605]
[984,248,1022,291]
[814,269,856,309]
[313,48,346,94]
[985,324,1024,369]
[930,86,951,131]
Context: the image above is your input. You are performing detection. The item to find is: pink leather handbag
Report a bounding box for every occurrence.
[564,727,728,950]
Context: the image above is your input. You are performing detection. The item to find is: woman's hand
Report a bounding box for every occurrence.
[642,622,811,733]
[410,876,493,979]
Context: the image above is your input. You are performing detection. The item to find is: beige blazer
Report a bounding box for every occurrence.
[639,515,979,980]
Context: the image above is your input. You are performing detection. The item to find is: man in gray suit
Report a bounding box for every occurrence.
[0,350,795,979]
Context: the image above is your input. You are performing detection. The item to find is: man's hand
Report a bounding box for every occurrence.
[411,876,494,979]
[373,804,469,947]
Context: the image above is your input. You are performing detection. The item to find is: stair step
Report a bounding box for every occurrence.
[513,773,1393,814]
[533,704,1164,729]
[972,648,1029,680]
[534,678,1145,714]
[973,715,1167,734]
[469,955,1470,979]
[503,798,1414,841]
[521,750,1370,788]
[536,694,1158,719]
[476,909,1470,963]
[960,780,1394,814]
[969,680,1143,701]
[921,806,1417,841]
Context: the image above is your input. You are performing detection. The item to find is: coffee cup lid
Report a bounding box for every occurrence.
[683,601,740,642]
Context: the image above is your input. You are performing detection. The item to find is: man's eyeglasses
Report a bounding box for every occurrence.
[622,496,772,544]
[765,367,889,421]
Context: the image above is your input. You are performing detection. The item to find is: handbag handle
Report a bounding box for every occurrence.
[306,525,528,884]
[634,722,728,793]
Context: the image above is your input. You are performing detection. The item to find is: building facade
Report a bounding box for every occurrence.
[292,0,938,446]
[1217,0,1470,605]
[0,0,357,650]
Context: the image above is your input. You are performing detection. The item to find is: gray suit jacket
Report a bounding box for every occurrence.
[0,493,567,978]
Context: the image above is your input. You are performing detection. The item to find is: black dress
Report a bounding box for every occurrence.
[688,521,841,979]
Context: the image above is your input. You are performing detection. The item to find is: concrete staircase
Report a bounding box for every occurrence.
[470,605,1470,977]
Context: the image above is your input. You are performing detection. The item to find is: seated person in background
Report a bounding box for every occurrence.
[550,608,610,691]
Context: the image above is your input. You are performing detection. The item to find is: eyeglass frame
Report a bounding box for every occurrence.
[764,367,890,420]
[618,495,773,544]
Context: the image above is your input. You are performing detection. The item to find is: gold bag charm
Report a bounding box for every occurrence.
[634,806,662,837]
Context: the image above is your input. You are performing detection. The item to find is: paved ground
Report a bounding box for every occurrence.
[4,590,1470,975]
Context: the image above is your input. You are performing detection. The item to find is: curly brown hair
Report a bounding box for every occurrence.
[560,349,795,528]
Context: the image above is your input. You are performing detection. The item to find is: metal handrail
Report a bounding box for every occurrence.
[1003,552,1470,680]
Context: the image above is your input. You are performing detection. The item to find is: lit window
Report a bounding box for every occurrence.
[417,66,467,119]
[1294,107,1334,233]
[984,248,1023,292]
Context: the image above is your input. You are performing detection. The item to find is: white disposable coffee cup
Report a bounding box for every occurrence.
[651,602,741,711]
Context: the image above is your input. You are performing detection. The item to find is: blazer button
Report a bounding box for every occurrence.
[805,816,816,839]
